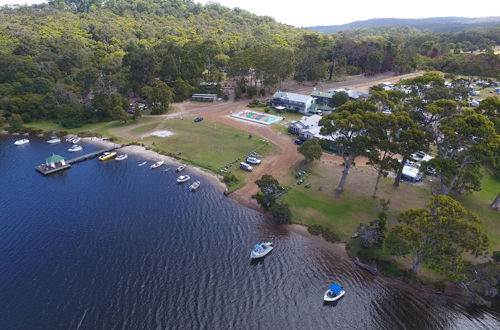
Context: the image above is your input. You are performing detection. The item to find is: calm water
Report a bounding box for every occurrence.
[1,136,499,330]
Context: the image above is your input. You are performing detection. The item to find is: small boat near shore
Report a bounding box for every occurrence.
[151,161,164,169]
[176,175,191,183]
[99,152,117,161]
[189,181,200,191]
[176,165,186,172]
[324,283,345,302]
[68,145,83,152]
[47,136,61,144]
[250,242,273,259]
[71,137,80,144]
[138,161,147,166]
[116,154,128,161]
[14,138,30,146]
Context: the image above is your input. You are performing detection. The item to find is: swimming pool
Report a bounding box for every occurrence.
[231,110,283,125]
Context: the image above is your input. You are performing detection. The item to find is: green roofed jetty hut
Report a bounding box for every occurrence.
[36,153,71,175]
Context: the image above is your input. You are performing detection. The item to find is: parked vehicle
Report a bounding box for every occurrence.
[240,162,253,172]
[246,157,261,165]
[294,139,304,145]
[193,117,204,122]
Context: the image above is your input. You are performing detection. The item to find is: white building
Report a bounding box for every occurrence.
[271,92,315,114]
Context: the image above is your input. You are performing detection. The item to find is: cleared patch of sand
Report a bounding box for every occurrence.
[149,130,174,137]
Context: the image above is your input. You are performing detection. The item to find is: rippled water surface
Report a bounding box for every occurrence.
[1,136,499,329]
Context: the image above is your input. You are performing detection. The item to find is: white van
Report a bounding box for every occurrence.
[240,162,253,172]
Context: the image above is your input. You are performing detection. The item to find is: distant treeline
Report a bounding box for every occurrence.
[0,0,499,128]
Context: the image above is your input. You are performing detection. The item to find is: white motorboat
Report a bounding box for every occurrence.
[189,181,201,191]
[98,152,117,161]
[151,161,164,169]
[115,154,128,161]
[138,161,147,166]
[14,138,30,146]
[176,165,186,172]
[68,145,83,152]
[176,175,191,183]
[71,137,80,144]
[324,283,345,302]
[47,136,61,144]
[250,242,273,259]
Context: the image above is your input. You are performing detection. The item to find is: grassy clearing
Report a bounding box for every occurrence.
[130,122,161,135]
[141,118,278,190]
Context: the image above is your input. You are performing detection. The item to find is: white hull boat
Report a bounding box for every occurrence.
[250,242,273,259]
[68,145,83,152]
[177,175,191,183]
[71,137,80,144]
[47,137,61,144]
[138,161,147,166]
[189,181,201,191]
[176,165,186,172]
[14,138,30,146]
[151,161,164,169]
[324,284,345,302]
[116,154,128,161]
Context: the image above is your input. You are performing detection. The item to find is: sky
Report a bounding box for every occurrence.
[1,0,498,27]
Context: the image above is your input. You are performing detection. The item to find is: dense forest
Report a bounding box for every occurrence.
[0,0,499,129]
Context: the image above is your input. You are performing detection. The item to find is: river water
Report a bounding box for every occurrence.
[1,136,499,329]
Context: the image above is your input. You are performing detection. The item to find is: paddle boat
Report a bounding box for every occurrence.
[14,138,30,146]
[138,161,147,166]
[250,242,273,259]
[176,175,191,183]
[176,164,186,172]
[324,283,345,302]
[151,161,164,169]
[98,152,117,161]
[47,136,61,144]
[68,145,83,152]
[189,180,201,191]
[115,154,128,161]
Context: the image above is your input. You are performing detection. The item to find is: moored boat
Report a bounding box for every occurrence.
[250,242,273,259]
[324,283,345,302]
[71,137,80,144]
[138,161,147,166]
[47,136,61,144]
[14,138,30,146]
[68,145,83,152]
[98,152,117,161]
[176,165,186,172]
[151,161,164,169]
[189,180,200,191]
[176,175,191,183]
[115,154,128,161]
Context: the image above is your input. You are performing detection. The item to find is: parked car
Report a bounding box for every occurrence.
[294,138,304,145]
[240,162,253,172]
[193,117,204,122]
[246,157,261,165]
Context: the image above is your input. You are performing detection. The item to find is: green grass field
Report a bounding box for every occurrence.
[142,118,278,190]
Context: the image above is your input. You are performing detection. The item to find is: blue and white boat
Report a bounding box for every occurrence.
[324,283,345,302]
[250,242,273,259]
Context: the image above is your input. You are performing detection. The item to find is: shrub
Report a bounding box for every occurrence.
[308,225,323,236]
[493,251,500,263]
[223,173,238,185]
[322,228,340,243]
[270,201,291,224]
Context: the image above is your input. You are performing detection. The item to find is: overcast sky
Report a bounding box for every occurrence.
[1,0,498,27]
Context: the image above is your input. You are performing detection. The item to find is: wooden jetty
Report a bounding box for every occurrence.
[35,145,121,175]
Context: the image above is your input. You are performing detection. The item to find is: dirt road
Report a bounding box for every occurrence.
[117,72,423,208]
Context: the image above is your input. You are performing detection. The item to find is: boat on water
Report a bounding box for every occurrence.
[98,152,117,161]
[71,137,80,144]
[151,161,164,169]
[176,165,186,172]
[14,138,30,146]
[189,181,201,191]
[176,175,191,183]
[250,242,273,259]
[115,154,128,161]
[138,161,147,166]
[324,283,345,302]
[68,145,83,152]
[47,136,61,144]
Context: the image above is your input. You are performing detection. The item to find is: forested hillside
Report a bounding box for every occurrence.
[0,0,499,129]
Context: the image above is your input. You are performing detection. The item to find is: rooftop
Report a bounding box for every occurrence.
[273,91,313,104]
[311,91,333,98]
[45,154,65,163]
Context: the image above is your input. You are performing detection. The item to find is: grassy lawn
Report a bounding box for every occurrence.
[130,122,161,135]
[141,118,278,190]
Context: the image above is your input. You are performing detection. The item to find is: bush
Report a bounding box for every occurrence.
[270,201,291,224]
[322,228,340,243]
[223,173,238,185]
[492,251,500,263]
[308,225,323,236]
[434,281,446,292]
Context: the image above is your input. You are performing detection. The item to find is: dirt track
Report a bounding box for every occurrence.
[118,72,424,208]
